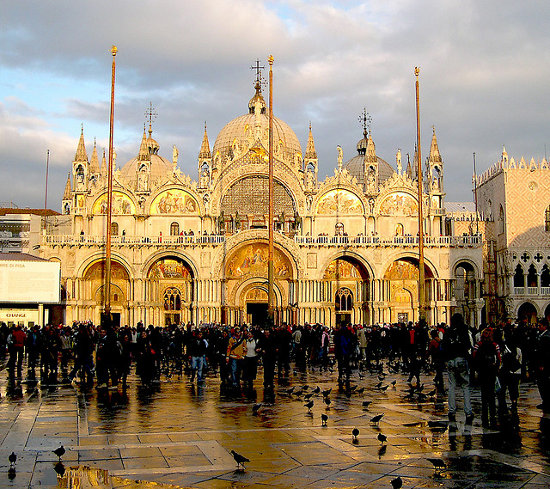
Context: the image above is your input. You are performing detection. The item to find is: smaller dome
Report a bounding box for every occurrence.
[344,155,394,184]
[356,133,368,155]
[248,82,267,115]
[119,154,173,187]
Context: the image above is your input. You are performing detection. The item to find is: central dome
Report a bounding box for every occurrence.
[212,84,302,165]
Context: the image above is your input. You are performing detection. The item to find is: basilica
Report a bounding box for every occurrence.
[40,79,485,328]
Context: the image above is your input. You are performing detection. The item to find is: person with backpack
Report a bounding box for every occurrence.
[473,327,501,428]
[441,313,474,424]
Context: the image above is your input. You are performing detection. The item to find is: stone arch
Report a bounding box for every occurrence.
[142,250,198,279]
[82,259,131,305]
[320,250,374,280]
[77,252,134,281]
[381,252,438,280]
[517,301,538,324]
[91,190,136,215]
[314,188,365,215]
[147,186,203,216]
[232,277,284,309]
[452,258,481,280]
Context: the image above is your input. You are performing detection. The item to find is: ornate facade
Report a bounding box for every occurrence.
[40,80,484,328]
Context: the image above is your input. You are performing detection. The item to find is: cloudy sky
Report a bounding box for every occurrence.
[1,0,548,211]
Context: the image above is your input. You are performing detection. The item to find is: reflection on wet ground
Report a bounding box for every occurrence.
[1,362,550,488]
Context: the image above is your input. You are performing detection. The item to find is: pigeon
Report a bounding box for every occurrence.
[53,446,65,461]
[324,397,331,408]
[252,403,262,415]
[356,387,365,395]
[54,461,65,478]
[285,387,295,395]
[304,400,314,412]
[358,371,365,380]
[8,452,16,467]
[427,388,437,397]
[313,386,320,394]
[378,444,387,459]
[349,384,358,392]
[370,414,384,424]
[304,392,314,400]
[427,457,446,473]
[377,433,387,444]
[428,420,449,430]
[375,381,383,389]
[321,413,328,426]
[391,380,397,387]
[391,476,403,489]
[352,428,359,441]
[362,400,372,408]
[380,384,390,392]
[231,450,250,471]
[301,385,310,391]
[322,388,332,397]
[378,373,386,381]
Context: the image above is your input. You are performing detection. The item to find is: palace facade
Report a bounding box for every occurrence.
[40,80,486,328]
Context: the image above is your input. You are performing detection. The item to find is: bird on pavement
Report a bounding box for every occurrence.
[321,413,328,426]
[231,450,250,471]
[304,392,314,400]
[349,384,358,392]
[427,457,446,474]
[53,446,65,461]
[427,420,449,430]
[370,414,384,424]
[304,400,314,412]
[356,387,365,395]
[377,433,387,444]
[358,371,364,380]
[8,452,16,467]
[391,475,403,489]
[285,387,295,395]
[252,403,262,415]
[301,385,309,391]
[322,388,332,397]
[391,380,397,387]
[362,400,372,408]
[54,461,65,478]
[380,384,390,392]
[313,386,320,394]
[352,428,359,441]
[324,397,331,409]
[378,373,386,381]
[378,444,387,459]
[427,388,437,397]
[375,381,383,389]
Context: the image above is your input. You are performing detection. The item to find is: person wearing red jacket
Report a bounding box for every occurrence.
[7,325,26,373]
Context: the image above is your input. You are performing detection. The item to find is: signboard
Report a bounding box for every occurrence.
[0,308,39,325]
[0,260,60,303]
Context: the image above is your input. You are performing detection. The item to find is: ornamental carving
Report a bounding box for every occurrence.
[316,189,363,215]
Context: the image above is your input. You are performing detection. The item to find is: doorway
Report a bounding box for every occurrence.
[111,312,121,328]
[247,302,268,327]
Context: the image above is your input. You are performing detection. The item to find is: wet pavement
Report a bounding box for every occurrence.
[0,361,550,488]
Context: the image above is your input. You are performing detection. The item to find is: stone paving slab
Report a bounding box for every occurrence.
[1,361,550,488]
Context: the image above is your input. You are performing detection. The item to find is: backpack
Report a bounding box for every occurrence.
[501,347,521,373]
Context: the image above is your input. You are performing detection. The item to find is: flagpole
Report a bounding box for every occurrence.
[267,54,275,327]
[103,45,117,327]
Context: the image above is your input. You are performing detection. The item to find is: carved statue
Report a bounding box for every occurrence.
[172,145,179,165]
[396,149,402,175]
[337,145,343,170]
[138,169,148,192]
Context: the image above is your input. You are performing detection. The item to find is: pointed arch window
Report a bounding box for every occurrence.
[545,205,550,232]
[514,264,525,288]
[499,205,505,234]
[527,264,538,288]
[541,265,550,287]
[163,287,182,311]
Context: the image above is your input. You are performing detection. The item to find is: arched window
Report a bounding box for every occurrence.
[170,222,180,236]
[527,264,538,288]
[335,288,353,312]
[499,205,505,234]
[514,264,525,288]
[63,203,70,215]
[163,287,182,311]
[111,222,118,236]
[545,205,550,232]
[541,265,550,287]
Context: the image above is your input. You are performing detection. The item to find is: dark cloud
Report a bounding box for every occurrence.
[1,0,549,209]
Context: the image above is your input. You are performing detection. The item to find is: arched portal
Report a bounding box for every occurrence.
[384,258,434,324]
[453,261,477,326]
[323,257,370,326]
[225,242,294,326]
[147,256,194,326]
[83,260,130,326]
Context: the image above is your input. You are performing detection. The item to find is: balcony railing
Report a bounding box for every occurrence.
[294,234,482,248]
[43,234,225,246]
[514,286,550,296]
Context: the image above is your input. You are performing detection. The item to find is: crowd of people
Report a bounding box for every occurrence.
[1,314,549,429]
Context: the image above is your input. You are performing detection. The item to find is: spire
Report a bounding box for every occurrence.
[365,133,376,163]
[74,124,88,162]
[138,125,149,160]
[305,122,317,159]
[199,122,211,159]
[502,145,508,163]
[89,138,99,173]
[406,151,413,179]
[428,126,442,163]
[101,149,107,174]
[63,173,72,200]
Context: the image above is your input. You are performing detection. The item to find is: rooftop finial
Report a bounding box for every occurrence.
[358,108,372,137]
[145,102,157,138]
